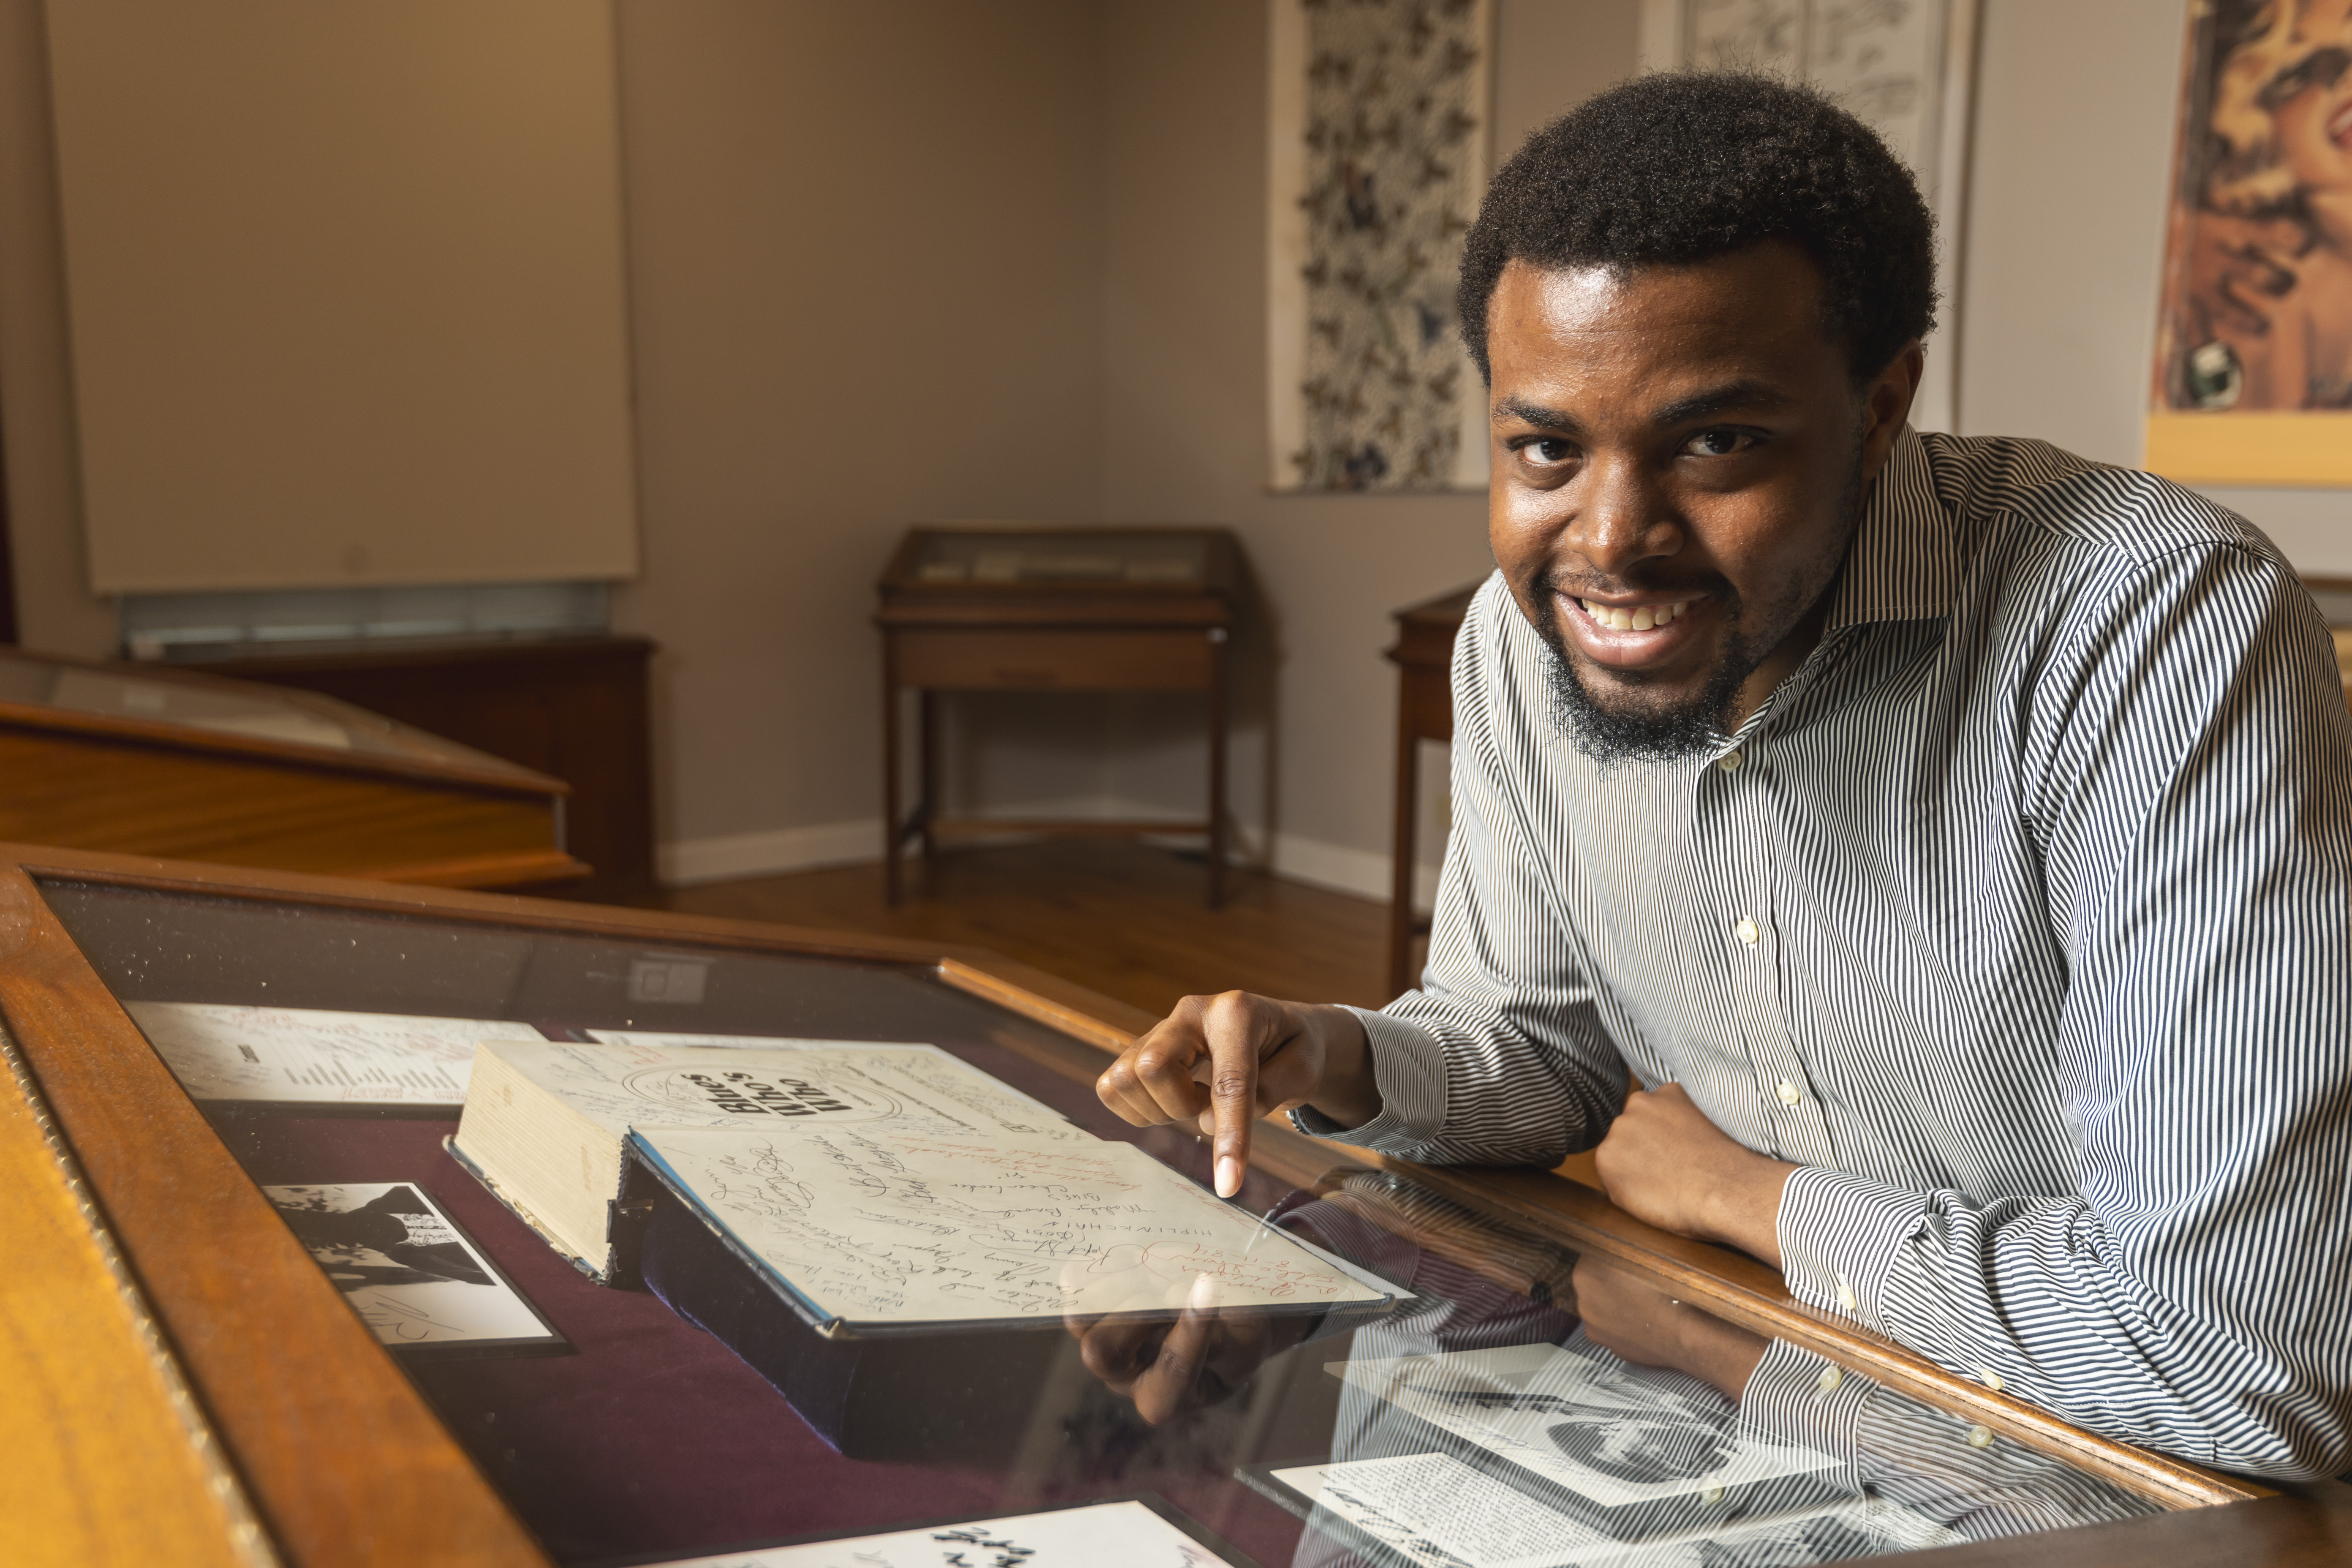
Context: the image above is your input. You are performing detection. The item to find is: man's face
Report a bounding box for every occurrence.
[1484,243,1916,758]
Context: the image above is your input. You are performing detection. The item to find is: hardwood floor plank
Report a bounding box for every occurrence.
[660,838,1396,1018]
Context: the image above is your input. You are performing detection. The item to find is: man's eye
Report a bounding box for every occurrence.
[1683,428,1759,457]
[1519,438,1576,467]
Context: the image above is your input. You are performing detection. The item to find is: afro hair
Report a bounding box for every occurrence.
[1457,72,1937,387]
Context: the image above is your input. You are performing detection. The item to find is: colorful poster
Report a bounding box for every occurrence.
[2148,0,2352,486]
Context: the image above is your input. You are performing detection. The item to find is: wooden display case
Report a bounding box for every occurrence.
[875,526,1241,907]
[0,648,582,889]
[4,844,2346,1568]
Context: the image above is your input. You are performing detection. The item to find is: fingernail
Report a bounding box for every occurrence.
[1189,1271,1220,1311]
[1216,1156,1242,1198]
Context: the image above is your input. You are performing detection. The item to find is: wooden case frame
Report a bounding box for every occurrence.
[3,844,2346,1567]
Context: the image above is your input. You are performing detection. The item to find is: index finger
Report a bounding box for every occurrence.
[1199,992,1273,1198]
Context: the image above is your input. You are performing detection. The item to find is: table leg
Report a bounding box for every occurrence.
[918,690,940,870]
[1207,630,1229,909]
[882,645,903,906]
[1387,678,1419,999]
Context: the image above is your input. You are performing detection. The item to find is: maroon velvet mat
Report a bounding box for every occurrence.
[212,1034,1324,1566]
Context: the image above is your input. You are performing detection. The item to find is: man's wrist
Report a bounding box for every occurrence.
[1299,1004,1379,1130]
[1699,1151,1798,1270]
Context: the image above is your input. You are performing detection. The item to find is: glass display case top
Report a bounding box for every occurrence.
[905,529,1211,588]
[24,875,2195,1568]
[0,647,542,776]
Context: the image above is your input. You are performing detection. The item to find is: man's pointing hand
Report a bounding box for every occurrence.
[1094,992,1381,1196]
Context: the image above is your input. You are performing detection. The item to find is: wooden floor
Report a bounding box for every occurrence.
[660,837,1397,1020]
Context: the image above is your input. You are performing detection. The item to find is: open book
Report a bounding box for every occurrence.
[452,1039,1396,1334]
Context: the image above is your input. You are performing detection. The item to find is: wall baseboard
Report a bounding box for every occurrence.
[661,807,1441,906]
[659,818,883,886]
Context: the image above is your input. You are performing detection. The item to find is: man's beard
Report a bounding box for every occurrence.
[1533,438,1870,765]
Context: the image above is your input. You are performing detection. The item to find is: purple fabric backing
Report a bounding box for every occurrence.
[215,1036,1321,1567]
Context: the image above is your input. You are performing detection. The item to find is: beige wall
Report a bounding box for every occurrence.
[4,0,2341,895]
[609,1,1109,871]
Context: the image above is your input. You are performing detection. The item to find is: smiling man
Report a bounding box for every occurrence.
[1094,74,2352,1477]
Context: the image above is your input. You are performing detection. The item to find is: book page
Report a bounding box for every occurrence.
[1269,1452,1608,1568]
[485,1040,1087,1143]
[585,1030,1073,1129]
[633,1122,1394,1327]
[127,1002,542,1106]
[641,1499,1241,1567]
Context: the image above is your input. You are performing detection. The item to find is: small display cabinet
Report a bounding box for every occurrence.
[875,526,1241,907]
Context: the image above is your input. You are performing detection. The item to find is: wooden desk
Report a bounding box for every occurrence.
[1,843,2339,1566]
[876,527,1240,907]
[204,636,658,899]
[0,647,581,888]
[1385,583,1479,997]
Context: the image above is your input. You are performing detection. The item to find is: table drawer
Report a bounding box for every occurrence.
[892,629,1217,691]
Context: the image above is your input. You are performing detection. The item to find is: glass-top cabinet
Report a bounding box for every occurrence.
[1,847,2335,1568]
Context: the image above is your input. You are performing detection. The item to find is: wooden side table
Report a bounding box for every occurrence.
[876,527,1240,907]
[1385,582,1481,998]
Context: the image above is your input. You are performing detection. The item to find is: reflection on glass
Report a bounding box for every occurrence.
[38,879,2170,1568]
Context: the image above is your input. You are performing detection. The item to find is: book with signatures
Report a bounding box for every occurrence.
[452,1038,1399,1456]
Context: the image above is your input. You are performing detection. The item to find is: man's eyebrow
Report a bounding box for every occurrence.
[1492,396,1581,430]
[1650,379,1794,427]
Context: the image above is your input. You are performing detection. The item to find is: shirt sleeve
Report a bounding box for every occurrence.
[1774,542,2352,1478]
[1293,577,1628,1165]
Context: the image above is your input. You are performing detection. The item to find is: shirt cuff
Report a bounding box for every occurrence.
[1775,1164,1927,1333]
[1285,1006,1448,1152]
[1736,1337,1877,1466]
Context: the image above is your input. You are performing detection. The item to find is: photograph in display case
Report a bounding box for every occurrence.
[261,1182,564,1358]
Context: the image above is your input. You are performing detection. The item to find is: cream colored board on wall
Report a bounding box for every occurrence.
[46,0,640,594]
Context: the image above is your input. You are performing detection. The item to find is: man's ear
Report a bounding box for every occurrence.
[1860,343,1926,475]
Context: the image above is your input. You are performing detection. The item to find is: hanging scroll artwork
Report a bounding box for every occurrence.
[2145,0,2352,488]
[1642,0,1980,435]
[1267,0,1496,493]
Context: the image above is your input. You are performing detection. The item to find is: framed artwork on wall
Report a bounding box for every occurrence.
[1639,0,1983,436]
[2146,0,2352,489]
[1266,0,1496,494]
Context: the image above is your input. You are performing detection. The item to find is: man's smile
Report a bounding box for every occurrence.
[1557,590,1712,672]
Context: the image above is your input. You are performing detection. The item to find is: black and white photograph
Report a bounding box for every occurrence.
[1332,1337,1836,1511]
[263,1183,566,1358]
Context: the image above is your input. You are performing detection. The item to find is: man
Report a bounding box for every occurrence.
[1095,73,2352,1478]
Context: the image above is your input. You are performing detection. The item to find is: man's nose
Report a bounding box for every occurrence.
[1570,455,1680,578]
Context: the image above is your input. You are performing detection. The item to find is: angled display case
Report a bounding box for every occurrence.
[0,648,582,888]
[3,844,2345,1568]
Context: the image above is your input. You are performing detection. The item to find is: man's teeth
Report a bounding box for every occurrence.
[1582,599,1688,632]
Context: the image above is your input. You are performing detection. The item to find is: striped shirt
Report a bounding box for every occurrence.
[1303,429,2352,1479]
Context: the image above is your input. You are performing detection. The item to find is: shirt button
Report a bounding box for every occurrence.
[1966,1424,1995,1449]
[1817,1365,1843,1392]
[1977,1367,2005,1394]
[1718,749,1743,771]
[1776,1078,1802,1107]
[1835,1274,1858,1312]
[1734,917,1759,946]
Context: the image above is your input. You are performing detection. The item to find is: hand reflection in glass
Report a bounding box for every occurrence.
[1062,1272,1308,1426]
[1570,1251,1768,1402]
